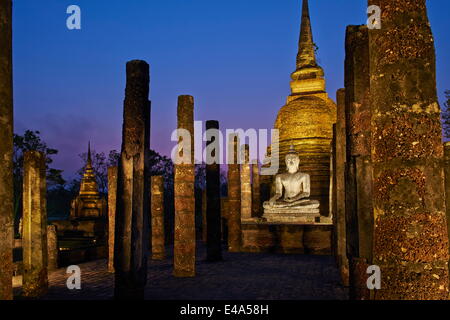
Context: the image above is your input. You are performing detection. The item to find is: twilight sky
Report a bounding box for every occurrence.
[12,0,450,179]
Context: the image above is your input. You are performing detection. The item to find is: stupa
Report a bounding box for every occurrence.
[269,0,336,216]
[70,143,107,220]
[52,143,107,265]
[241,0,335,255]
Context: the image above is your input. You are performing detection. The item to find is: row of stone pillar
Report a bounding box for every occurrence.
[330,0,450,300]
[107,68,226,294]
[107,122,262,285]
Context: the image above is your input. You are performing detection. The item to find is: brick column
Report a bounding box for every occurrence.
[114,60,151,299]
[202,189,207,242]
[240,145,252,221]
[251,163,260,218]
[23,151,48,298]
[151,176,165,260]
[227,134,241,252]
[205,120,222,261]
[335,89,349,286]
[107,166,117,272]
[369,0,449,299]
[344,25,372,300]
[221,197,229,243]
[0,0,13,300]
[174,95,196,277]
[445,142,450,282]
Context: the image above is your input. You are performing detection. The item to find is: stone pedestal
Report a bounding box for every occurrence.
[114,60,151,299]
[107,166,117,272]
[241,221,333,255]
[151,176,165,260]
[263,207,320,224]
[23,151,48,298]
[0,0,13,301]
[174,95,196,277]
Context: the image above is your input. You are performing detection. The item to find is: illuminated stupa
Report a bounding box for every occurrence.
[52,143,108,264]
[270,0,336,215]
[70,143,106,219]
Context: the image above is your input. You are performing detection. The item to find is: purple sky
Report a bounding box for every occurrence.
[12,0,450,179]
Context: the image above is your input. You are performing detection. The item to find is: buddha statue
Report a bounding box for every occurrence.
[263,145,320,223]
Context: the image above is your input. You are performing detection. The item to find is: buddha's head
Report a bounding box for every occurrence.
[285,145,300,174]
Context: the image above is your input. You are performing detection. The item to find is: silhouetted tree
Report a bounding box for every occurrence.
[13,130,65,223]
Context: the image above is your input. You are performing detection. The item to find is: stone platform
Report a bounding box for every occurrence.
[263,207,321,224]
[241,219,333,255]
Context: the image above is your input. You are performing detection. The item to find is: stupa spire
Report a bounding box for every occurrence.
[296,0,317,70]
[87,141,92,168]
[79,141,99,198]
[289,0,326,96]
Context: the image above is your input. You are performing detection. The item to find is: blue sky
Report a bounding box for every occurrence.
[12,0,450,178]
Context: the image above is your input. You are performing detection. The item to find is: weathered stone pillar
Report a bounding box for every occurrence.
[344,25,372,300]
[47,225,58,271]
[0,0,14,301]
[202,189,207,242]
[205,120,222,261]
[227,134,241,252]
[251,163,260,218]
[445,143,450,281]
[114,60,151,299]
[240,145,252,221]
[369,0,449,299]
[221,197,229,243]
[174,95,196,277]
[331,124,337,251]
[107,166,117,272]
[151,176,165,260]
[22,151,48,298]
[335,89,349,286]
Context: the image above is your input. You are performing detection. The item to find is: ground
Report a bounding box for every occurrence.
[20,243,349,300]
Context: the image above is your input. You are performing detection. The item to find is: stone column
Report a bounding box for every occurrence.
[344,25,372,300]
[205,120,222,261]
[22,151,48,298]
[445,143,450,280]
[0,0,13,301]
[151,176,165,260]
[335,89,349,286]
[240,145,252,221]
[202,189,207,242]
[221,197,229,243]
[47,225,58,271]
[331,124,337,251]
[174,95,196,277]
[369,0,449,299]
[227,134,241,252]
[251,163,260,218]
[114,60,151,299]
[107,166,117,272]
